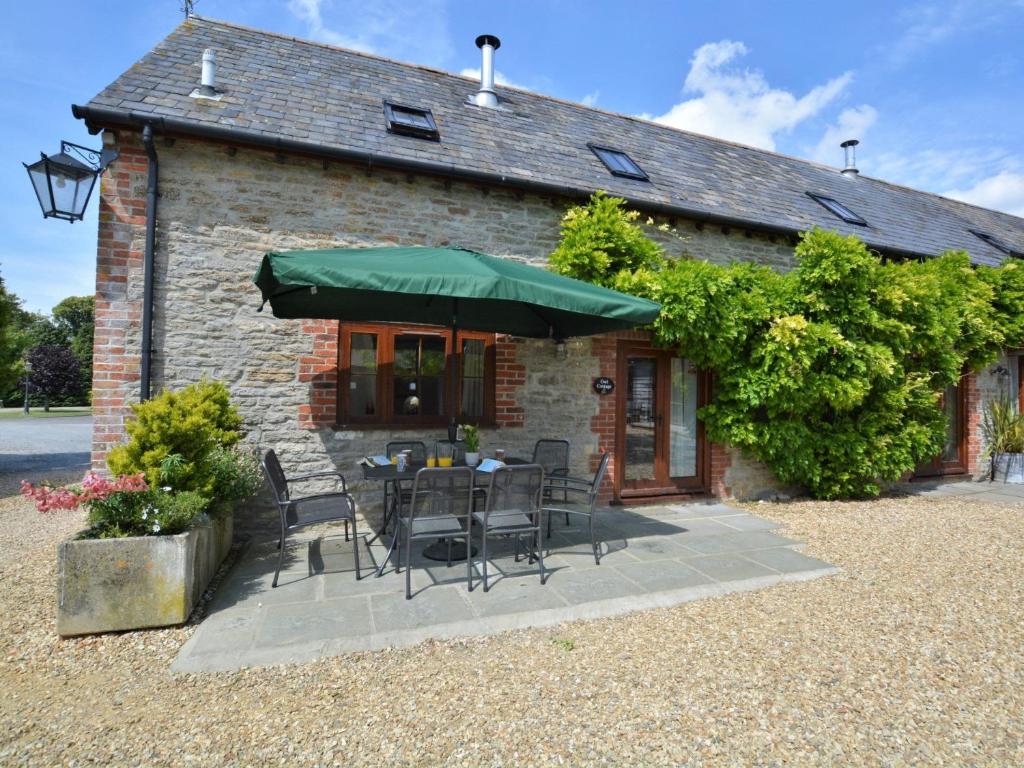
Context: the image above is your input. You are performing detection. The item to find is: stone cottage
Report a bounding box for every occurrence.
[72,16,1024,506]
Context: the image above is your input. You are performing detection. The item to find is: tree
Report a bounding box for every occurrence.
[0,272,22,399]
[52,295,94,396]
[26,346,81,411]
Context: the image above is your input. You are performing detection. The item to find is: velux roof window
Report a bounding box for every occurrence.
[969,229,1023,258]
[589,143,649,181]
[383,101,440,141]
[806,192,867,226]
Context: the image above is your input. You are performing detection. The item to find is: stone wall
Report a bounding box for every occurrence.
[92,130,800,509]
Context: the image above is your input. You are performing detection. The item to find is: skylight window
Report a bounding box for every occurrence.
[806,192,867,226]
[383,101,439,141]
[588,144,648,181]
[969,229,1023,258]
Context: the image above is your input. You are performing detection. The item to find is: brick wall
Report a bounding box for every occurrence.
[91,132,148,469]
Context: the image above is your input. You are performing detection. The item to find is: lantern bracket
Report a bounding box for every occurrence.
[59,141,118,172]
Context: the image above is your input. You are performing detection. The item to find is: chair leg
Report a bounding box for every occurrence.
[351,515,361,581]
[447,538,453,568]
[465,534,472,592]
[546,509,553,540]
[404,531,412,600]
[590,514,600,565]
[482,531,489,592]
[273,525,287,588]
[537,527,547,585]
[345,519,350,542]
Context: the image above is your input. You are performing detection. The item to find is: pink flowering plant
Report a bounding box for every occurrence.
[21,472,209,539]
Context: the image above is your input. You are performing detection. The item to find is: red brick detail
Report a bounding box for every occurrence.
[709,442,732,498]
[299,319,339,429]
[495,338,525,427]
[589,336,618,503]
[91,132,149,471]
[963,371,982,475]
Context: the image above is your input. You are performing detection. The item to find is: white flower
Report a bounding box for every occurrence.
[152,521,161,533]
[161,486,172,493]
[142,509,148,520]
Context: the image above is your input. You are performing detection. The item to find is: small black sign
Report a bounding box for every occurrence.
[593,377,615,395]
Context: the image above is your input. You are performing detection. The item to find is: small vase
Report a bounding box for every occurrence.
[465,451,480,467]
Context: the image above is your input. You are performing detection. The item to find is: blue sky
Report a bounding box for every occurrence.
[2,0,1022,313]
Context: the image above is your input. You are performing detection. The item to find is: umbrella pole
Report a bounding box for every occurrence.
[448,299,459,442]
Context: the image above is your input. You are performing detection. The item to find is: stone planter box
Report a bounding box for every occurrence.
[993,452,1024,484]
[56,511,233,637]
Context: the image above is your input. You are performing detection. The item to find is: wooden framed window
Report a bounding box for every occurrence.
[338,323,495,428]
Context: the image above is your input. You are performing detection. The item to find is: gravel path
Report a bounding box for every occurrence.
[1,488,1021,766]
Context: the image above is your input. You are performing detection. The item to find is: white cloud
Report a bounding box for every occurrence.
[580,90,600,108]
[651,40,853,151]
[287,0,453,64]
[944,171,1024,217]
[810,105,878,165]
[459,67,531,91]
[884,0,1016,67]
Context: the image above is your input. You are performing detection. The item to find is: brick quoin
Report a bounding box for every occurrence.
[91,131,148,471]
[963,371,983,476]
[299,320,339,429]
[494,337,525,428]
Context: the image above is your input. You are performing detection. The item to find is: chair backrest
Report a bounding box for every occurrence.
[435,439,467,465]
[487,464,544,514]
[588,452,611,502]
[386,441,427,463]
[261,449,289,504]
[408,467,475,527]
[532,439,570,476]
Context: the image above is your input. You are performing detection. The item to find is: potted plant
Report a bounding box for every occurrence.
[21,379,263,636]
[462,424,481,466]
[981,397,1024,483]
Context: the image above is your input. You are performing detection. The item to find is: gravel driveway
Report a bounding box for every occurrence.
[1,488,1021,766]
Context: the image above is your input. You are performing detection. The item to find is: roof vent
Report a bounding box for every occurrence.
[841,139,859,176]
[471,35,501,108]
[190,48,223,100]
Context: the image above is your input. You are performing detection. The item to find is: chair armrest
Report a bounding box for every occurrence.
[287,470,348,492]
[544,475,592,488]
[289,490,356,506]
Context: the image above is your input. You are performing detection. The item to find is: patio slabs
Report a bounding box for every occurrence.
[172,502,838,672]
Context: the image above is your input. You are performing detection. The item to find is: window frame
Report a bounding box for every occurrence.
[588,143,649,181]
[382,101,440,141]
[337,322,496,429]
[806,192,868,226]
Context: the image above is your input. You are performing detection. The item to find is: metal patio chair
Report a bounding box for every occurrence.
[543,452,611,565]
[261,449,359,587]
[473,464,547,592]
[383,440,427,528]
[398,466,475,599]
[533,438,571,521]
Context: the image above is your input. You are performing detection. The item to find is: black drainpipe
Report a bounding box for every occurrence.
[140,124,158,402]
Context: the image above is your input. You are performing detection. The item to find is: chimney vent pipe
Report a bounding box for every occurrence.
[841,138,859,176]
[472,34,501,108]
[200,49,217,94]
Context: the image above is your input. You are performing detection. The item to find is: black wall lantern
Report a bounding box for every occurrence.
[23,141,118,223]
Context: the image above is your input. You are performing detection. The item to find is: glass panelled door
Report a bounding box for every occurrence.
[617,345,706,496]
[916,382,967,477]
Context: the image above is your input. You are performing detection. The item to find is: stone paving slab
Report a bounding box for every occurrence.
[173,502,839,673]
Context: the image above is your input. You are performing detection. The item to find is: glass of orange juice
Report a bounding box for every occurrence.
[426,455,437,467]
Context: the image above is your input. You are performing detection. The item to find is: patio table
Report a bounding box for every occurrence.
[361,458,528,574]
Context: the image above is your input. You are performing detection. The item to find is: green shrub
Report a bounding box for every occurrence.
[981,398,1024,456]
[85,489,210,539]
[207,447,264,505]
[107,379,243,497]
[550,192,1024,498]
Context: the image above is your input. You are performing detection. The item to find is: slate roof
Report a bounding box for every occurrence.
[75,16,1024,267]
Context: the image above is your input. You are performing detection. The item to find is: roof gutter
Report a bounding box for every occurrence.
[71,104,930,263]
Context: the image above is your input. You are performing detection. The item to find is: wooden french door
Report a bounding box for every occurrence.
[915,382,968,477]
[615,342,709,499]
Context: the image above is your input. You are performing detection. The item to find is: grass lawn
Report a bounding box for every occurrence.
[0,407,92,420]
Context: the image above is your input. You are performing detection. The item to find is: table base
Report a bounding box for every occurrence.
[422,538,478,562]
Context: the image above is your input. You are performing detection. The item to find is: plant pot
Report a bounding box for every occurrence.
[56,510,233,637]
[465,451,480,467]
[993,452,1024,483]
